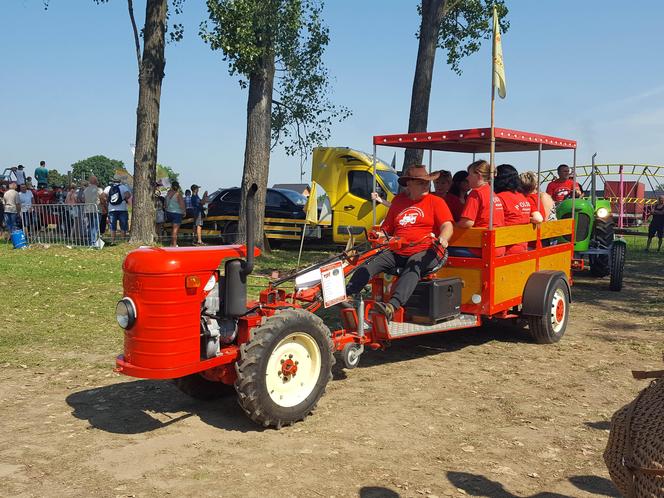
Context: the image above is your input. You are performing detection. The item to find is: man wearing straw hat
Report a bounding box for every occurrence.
[344,164,454,322]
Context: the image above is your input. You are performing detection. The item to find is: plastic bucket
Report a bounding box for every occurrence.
[11,230,28,249]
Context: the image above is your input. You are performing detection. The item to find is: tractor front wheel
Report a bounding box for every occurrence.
[173,373,236,400]
[609,242,626,291]
[235,308,334,428]
[589,217,614,277]
[340,342,362,369]
[527,277,570,344]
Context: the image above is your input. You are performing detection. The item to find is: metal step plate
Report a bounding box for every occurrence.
[386,313,479,339]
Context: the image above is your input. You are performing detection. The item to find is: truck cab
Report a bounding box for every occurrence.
[312,147,399,243]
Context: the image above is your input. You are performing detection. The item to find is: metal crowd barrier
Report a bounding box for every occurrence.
[19,203,103,248]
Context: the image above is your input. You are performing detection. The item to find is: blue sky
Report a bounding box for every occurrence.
[2,0,663,191]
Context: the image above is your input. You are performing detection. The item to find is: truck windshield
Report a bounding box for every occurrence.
[279,189,307,206]
[378,170,399,194]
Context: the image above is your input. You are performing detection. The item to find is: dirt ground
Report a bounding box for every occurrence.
[1,255,662,498]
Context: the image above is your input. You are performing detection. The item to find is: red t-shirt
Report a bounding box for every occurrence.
[546,179,581,202]
[460,183,505,228]
[382,193,453,256]
[34,189,55,205]
[441,192,464,221]
[498,191,531,225]
[498,190,531,254]
[525,192,548,220]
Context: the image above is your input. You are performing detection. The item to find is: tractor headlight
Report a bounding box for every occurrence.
[596,207,610,219]
[116,298,137,329]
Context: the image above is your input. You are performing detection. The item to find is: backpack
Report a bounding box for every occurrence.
[109,184,123,205]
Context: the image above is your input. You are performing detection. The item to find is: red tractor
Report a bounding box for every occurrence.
[115,128,576,428]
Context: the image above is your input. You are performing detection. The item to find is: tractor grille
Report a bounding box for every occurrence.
[560,212,590,242]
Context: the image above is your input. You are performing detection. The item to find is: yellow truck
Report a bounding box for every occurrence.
[312,146,398,243]
[172,147,399,245]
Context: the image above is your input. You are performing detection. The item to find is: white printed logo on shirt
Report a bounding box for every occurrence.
[397,207,425,226]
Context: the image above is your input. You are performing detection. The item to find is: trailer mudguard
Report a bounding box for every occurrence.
[521,270,571,317]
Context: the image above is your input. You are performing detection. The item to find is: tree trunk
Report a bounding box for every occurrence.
[403,0,446,172]
[238,50,276,251]
[129,0,167,245]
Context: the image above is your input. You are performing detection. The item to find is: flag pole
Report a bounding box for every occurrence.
[489,9,497,230]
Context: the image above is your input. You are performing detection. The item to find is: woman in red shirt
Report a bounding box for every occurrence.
[345,165,454,321]
[455,160,505,256]
[495,164,531,255]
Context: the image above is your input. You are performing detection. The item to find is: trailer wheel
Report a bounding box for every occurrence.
[527,277,570,344]
[340,343,362,369]
[173,373,236,400]
[235,308,334,428]
[609,242,626,291]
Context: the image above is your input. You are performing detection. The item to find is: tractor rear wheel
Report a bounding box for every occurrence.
[609,242,626,291]
[527,276,570,344]
[173,373,236,400]
[589,217,614,277]
[235,308,334,428]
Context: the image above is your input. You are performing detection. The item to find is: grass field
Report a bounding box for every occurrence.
[0,241,335,368]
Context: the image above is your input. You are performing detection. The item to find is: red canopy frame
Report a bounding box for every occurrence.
[373,127,576,153]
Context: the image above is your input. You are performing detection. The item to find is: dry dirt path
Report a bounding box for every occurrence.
[1,257,662,498]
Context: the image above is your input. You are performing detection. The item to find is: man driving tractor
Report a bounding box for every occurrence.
[546,163,583,202]
[344,164,454,322]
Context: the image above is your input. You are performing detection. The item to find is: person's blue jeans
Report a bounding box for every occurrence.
[4,212,17,232]
[86,213,99,246]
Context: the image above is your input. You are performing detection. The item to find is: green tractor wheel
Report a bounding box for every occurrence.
[589,217,614,277]
[609,242,626,291]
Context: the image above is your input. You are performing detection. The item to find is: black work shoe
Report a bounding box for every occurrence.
[373,301,395,322]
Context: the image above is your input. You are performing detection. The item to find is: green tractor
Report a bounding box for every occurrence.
[556,159,626,291]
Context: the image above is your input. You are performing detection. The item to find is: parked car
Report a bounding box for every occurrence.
[207,187,309,243]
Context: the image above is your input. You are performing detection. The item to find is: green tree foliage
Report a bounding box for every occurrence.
[201,0,350,158]
[201,0,348,248]
[47,169,68,187]
[156,163,180,182]
[429,0,509,76]
[71,155,125,187]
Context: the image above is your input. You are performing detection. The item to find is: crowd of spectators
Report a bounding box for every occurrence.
[0,162,134,246]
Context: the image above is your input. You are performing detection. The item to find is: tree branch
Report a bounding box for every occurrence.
[128,0,142,70]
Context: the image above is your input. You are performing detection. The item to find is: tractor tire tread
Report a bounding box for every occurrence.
[609,243,626,291]
[234,308,335,428]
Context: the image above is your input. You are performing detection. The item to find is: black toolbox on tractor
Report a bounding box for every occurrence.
[404,277,463,325]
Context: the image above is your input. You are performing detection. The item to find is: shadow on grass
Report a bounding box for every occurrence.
[66,379,262,435]
[446,471,619,497]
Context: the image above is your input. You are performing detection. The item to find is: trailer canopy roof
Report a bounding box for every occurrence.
[373,127,576,153]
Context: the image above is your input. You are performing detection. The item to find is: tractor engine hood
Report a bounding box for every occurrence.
[123,245,261,275]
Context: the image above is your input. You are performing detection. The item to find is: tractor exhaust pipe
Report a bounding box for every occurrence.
[591,153,598,206]
[241,183,258,278]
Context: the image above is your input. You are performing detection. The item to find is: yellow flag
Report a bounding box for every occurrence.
[493,6,506,99]
[305,181,318,225]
